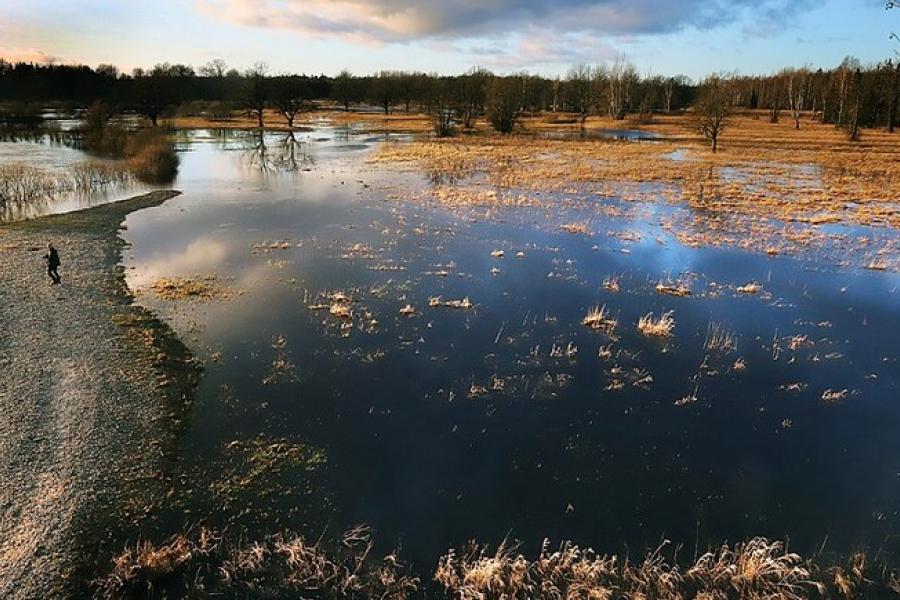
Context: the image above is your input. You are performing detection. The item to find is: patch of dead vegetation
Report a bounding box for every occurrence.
[638,311,676,337]
[581,304,618,333]
[434,536,899,600]
[149,275,234,302]
[370,112,900,268]
[95,525,417,599]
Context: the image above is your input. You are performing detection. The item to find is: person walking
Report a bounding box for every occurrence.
[44,243,61,284]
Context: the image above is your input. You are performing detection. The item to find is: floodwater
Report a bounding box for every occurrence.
[7,127,900,573]
[0,133,153,221]
[538,127,661,140]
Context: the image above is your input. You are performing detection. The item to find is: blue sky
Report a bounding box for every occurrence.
[0,0,895,79]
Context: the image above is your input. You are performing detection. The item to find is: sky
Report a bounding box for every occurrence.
[0,0,896,79]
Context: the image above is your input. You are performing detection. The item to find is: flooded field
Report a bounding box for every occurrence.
[3,126,899,576]
[0,134,152,221]
[112,127,900,569]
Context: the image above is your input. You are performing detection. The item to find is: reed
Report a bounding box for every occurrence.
[95,528,900,599]
[637,310,676,337]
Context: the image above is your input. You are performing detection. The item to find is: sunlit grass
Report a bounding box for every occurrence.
[637,310,676,337]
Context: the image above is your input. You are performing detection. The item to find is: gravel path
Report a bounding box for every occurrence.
[0,191,200,598]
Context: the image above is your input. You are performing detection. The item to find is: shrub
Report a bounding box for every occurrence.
[486,76,524,134]
[206,101,236,121]
[124,129,180,183]
[81,123,128,157]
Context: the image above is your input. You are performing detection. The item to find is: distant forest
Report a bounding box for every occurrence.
[0,57,897,133]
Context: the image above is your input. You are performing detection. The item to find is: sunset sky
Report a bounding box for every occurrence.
[0,0,895,78]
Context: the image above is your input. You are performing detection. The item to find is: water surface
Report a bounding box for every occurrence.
[9,126,900,570]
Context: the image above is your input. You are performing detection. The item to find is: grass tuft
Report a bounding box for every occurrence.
[637,311,676,337]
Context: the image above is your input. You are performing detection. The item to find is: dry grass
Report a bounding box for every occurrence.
[95,525,418,599]
[822,388,849,403]
[429,296,474,309]
[330,300,352,318]
[95,527,900,600]
[637,310,676,337]
[656,281,692,297]
[581,304,618,333]
[602,276,621,292]
[0,160,130,209]
[433,536,897,600]
[370,110,900,267]
[704,322,738,354]
[560,221,591,234]
[262,334,297,384]
[122,129,179,184]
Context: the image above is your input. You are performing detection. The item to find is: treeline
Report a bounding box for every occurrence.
[731,56,900,135]
[0,56,897,137]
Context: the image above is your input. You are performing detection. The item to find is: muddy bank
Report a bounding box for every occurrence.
[0,191,200,598]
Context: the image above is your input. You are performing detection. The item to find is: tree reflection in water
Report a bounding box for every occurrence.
[242,130,314,174]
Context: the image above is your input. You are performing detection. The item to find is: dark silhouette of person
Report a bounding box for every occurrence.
[44,243,61,284]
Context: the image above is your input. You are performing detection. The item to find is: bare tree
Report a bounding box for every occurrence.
[786,68,809,129]
[272,77,306,128]
[133,64,190,126]
[607,58,637,120]
[426,77,455,137]
[889,59,899,132]
[453,67,489,129]
[331,69,358,112]
[396,72,425,113]
[664,77,676,112]
[590,65,610,120]
[767,71,785,123]
[369,71,398,114]
[834,56,861,125]
[565,65,595,128]
[846,68,864,141]
[486,75,524,133]
[241,62,269,129]
[694,75,732,152]
[551,77,561,112]
[199,59,228,78]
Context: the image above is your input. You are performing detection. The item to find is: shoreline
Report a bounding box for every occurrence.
[0,190,201,598]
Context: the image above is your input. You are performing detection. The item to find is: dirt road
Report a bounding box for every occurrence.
[0,191,199,598]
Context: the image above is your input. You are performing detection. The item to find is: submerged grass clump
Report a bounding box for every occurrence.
[704,321,738,354]
[581,304,617,333]
[429,296,474,310]
[655,281,692,297]
[822,388,849,403]
[602,276,621,292]
[638,310,676,337]
[150,275,232,301]
[560,221,591,235]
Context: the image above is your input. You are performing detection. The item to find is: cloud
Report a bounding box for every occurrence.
[0,47,59,64]
[457,29,620,70]
[195,0,816,44]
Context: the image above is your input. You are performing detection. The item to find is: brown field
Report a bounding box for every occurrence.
[168,107,900,270]
[368,110,900,228]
